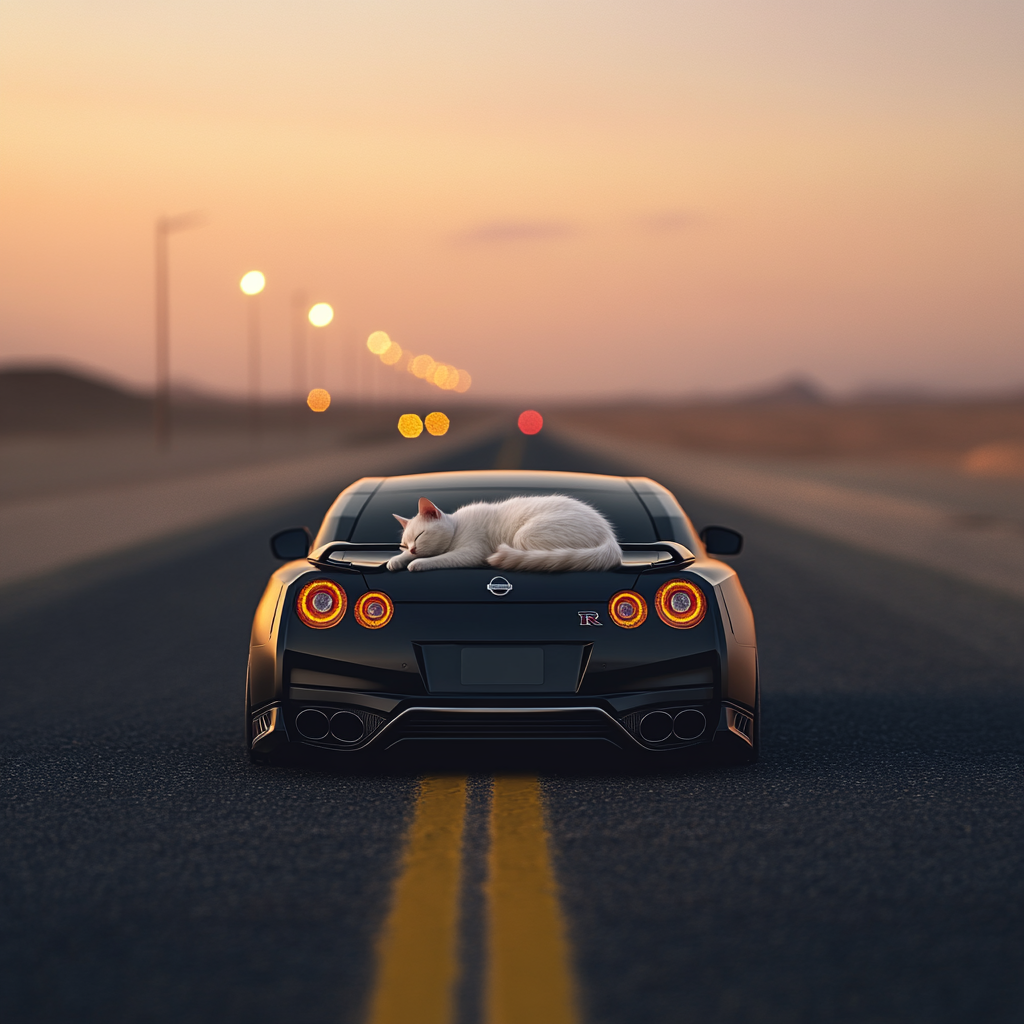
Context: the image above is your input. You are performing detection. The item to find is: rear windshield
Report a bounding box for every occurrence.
[347,487,657,543]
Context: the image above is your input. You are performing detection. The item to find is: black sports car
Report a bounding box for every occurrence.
[246,469,758,764]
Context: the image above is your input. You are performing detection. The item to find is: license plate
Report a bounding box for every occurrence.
[461,647,544,687]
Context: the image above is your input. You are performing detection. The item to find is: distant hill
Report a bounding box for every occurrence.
[0,367,152,433]
[0,365,465,436]
[739,376,828,405]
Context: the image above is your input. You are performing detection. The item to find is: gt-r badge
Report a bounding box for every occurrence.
[578,611,603,626]
[486,576,513,596]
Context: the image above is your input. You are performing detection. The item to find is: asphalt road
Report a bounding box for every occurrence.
[2,433,1021,1023]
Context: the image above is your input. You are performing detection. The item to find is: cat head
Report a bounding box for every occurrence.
[393,497,455,557]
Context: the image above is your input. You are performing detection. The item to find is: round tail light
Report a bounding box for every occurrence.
[655,579,706,628]
[608,590,647,628]
[296,579,347,629]
[354,591,394,629]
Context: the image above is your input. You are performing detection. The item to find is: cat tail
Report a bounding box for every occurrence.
[487,541,622,572]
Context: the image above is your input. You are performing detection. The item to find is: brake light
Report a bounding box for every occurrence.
[655,579,706,628]
[608,590,647,628]
[354,591,394,629]
[296,579,347,629]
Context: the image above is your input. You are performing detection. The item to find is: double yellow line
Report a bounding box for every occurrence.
[366,775,579,1024]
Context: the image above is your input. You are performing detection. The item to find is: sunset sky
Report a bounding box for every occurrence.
[1,1,1021,400]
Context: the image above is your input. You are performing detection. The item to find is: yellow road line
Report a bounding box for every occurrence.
[487,775,580,1024]
[365,775,468,1024]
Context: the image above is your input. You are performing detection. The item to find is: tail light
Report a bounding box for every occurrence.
[355,591,394,629]
[608,590,647,628]
[655,579,706,628]
[296,579,347,629]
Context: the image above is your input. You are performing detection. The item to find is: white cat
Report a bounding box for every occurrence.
[386,495,622,573]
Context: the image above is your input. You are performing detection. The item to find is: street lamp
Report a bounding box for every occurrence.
[308,302,333,328]
[307,302,334,401]
[154,211,203,448]
[240,271,266,437]
[290,289,308,428]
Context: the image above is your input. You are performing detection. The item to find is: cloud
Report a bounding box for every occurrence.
[454,220,578,245]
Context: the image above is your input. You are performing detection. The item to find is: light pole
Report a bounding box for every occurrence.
[308,301,334,390]
[290,289,308,428]
[154,211,203,449]
[240,270,266,437]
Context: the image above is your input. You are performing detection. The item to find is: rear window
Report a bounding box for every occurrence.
[347,487,657,543]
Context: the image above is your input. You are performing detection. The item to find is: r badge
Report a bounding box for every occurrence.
[578,611,602,626]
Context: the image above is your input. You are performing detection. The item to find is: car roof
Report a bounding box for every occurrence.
[312,469,701,550]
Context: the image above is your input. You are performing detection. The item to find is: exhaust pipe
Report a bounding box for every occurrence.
[673,709,706,741]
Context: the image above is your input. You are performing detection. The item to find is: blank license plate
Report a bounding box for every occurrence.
[461,647,544,687]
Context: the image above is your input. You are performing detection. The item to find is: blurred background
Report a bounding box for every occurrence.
[0,0,1022,583]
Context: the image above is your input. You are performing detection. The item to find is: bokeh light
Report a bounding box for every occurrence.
[239,271,265,295]
[410,354,436,379]
[367,331,392,355]
[308,302,333,327]
[307,388,331,412]
[425,411,450,436]
[398,413,424,438]
[518,409,543,435]
[396,348,471,392]
[380,342,403,365]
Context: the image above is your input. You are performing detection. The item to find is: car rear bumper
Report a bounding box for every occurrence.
[250,687,753,756]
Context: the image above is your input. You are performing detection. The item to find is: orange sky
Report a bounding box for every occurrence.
[1,1,1021,399]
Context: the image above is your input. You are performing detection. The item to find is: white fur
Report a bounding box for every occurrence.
[386,495,622,573]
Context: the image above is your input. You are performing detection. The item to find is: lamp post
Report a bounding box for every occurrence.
[240,270,266,437]
[290,289,308,429]
[154,212,203,449]
[308,302,334,408]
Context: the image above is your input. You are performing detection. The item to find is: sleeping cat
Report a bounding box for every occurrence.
[386,495,622,572]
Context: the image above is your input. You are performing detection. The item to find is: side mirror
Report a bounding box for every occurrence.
[700,525,743,556]
[270,527,313,560]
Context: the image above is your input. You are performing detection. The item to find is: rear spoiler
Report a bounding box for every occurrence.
[620,542,696,572]
[308,541,400,574]
[308,540,695,574]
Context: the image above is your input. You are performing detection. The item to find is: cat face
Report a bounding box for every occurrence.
[393,497,455,557]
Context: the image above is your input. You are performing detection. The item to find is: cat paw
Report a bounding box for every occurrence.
[407,559,425,571]
[486,551,507,567]
[386,557,406,571]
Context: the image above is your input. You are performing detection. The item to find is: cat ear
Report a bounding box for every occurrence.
[393,514,410,528]
[418,497,443,519]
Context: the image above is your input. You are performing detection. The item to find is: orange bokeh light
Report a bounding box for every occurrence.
[380,342,403,365]
[367,331,391,355]
[411,354,436,379]
[425,411,450,435]
[307,388,331,412]
[398,413,424,437]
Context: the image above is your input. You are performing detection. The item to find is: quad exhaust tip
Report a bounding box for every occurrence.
[295,708,366,744]
[638,709,707,744]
